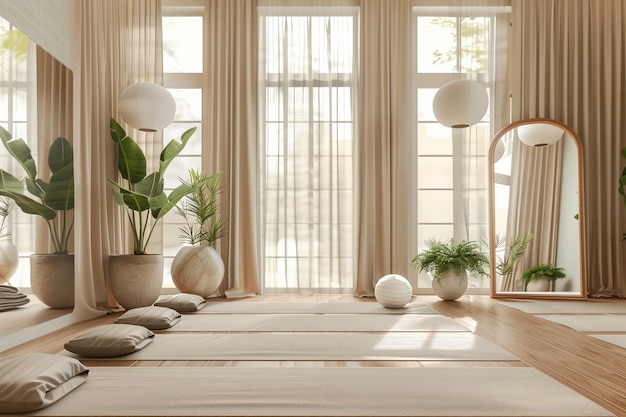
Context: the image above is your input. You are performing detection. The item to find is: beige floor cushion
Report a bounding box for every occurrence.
[115,305,181,329]
[64,324,154,357]
[0,353,88,413]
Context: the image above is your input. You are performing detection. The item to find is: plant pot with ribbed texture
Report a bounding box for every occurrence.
[30,254,74,308]
[109,254,163,310]
[171,246,224,298]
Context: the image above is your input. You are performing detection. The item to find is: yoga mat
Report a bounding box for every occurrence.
[165,313,470,332]
[31,367,613,416]
[498,300,626,314]
[534,314,626,332]
[196,301,438,315]
[591,334,626,349]
[64,332,518,361]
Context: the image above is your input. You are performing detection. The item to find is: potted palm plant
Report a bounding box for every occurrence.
[171,168,226,297]
[520,263,566,292]
[411,238,489,300]
[107,118,203,309]
[0,126,74,308]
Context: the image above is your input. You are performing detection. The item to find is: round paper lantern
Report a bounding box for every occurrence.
[118,82,176,132]
[516,123,564,147]
[375,274,413,308]
[432,80,489,128]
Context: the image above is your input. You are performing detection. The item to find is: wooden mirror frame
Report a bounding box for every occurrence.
[488,118,587,299]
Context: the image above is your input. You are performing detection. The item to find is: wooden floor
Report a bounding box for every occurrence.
[1,294,626,416]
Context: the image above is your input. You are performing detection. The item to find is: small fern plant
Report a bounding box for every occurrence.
[174,169,226,246]
[520,263,566,291]
[410,238,489,284]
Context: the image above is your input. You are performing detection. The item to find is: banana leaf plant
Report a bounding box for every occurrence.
[108,118,204,255]
[0,126,74,254]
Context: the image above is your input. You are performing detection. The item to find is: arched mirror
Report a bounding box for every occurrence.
[488,118,587,299]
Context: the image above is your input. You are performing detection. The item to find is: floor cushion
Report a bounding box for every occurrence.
[115,305,181,330]
[155,293,206,312]
[64,324,154,357]
[0,353,88,413]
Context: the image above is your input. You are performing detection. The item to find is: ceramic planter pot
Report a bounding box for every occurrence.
[109,254,163,310]
[171,246,224,298]
[0,238,19,284]
[431,270,468,301]
[30,254,74,308]
[526,277,551,292]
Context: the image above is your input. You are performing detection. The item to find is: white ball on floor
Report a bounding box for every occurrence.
[375,274,412,308]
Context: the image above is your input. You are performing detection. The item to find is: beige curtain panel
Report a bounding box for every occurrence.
[205,0,260,297]
[354,0,412,296]
[73,0,163,316]
[511,0,626,297]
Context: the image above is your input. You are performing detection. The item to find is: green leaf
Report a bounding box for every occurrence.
[0,190,56,220]
[133,173,164,198]
[158,127,197,176]
[48,137,73,173]
[0,125,37,182]
[110,118,146,184]
[0,170,24,194]
[44,163,74,211]
[107,178,151,212]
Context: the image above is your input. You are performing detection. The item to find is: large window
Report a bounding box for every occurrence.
[0,18,36,288]
[162,3,204,288]
[412,9,504,292]
[258,8,358,293]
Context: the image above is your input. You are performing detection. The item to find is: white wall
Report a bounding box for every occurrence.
[0,0,73,69]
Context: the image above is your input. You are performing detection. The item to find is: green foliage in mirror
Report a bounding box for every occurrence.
[0,126,74,254]
[520,263,566,292]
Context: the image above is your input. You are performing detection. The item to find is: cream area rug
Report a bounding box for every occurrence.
[498,300,626,314]
[165,313,470,332]
[64,332,518,361]
[591,334,626,349]
[196,301,438,314]
[31,367,613,416]
[534,314,626,332]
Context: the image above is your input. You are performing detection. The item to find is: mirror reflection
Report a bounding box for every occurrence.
[489,119,587,298]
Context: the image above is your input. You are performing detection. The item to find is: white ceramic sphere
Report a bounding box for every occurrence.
[375,274,413,308]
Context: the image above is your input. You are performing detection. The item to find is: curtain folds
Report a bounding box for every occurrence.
[35,47,73,255]
[354,0,412,296]
[205,0,260,297]
[511,0,626,297]
[73,0,164,316]
[502,138,563,291]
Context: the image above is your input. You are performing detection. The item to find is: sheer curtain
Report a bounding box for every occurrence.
[354,0,412,296]
[502,138,563,291]
[73,0,164,316]
[205,0,260,296]
[258,2,359,294]
[511,0,626,297]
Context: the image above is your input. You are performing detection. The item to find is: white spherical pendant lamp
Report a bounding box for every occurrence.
[516,123,564,147]
[118,82,176,132]
[432,80,489,128]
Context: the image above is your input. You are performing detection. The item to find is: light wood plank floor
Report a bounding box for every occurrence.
[1,294,626,416]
